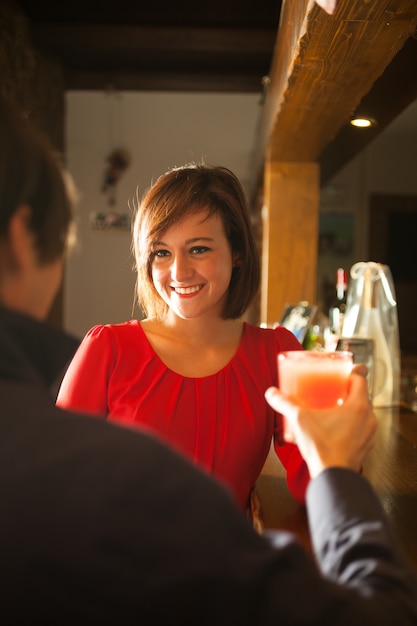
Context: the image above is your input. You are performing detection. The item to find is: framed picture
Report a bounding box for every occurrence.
[277,302,317,343]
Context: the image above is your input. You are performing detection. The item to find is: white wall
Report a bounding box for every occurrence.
[64,90,263,338]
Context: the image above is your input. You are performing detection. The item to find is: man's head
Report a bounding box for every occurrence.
[0,97,77,320]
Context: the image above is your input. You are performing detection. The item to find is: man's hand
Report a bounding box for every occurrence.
[265,365,377,479]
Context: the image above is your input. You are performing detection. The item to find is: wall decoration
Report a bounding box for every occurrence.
[101,88,131,206]
[101,147,131,205]
[90,211,130,232]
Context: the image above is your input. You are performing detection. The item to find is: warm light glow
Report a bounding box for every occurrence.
[350,117,376,128]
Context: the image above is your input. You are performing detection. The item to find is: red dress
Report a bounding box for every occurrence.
[56,320,309,509]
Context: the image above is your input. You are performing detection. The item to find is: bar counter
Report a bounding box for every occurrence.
[255,403,417,571]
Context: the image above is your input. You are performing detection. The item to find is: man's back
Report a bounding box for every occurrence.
[1,373,268,623]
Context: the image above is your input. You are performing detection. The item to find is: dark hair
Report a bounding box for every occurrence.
[0,97,76,264]
[132,163,260,319]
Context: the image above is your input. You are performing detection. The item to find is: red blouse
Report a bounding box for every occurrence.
[56,321,310,510]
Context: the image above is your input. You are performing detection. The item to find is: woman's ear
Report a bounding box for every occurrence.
[233,253,242,268]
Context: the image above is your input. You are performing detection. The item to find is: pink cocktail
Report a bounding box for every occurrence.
[277,350,353,409]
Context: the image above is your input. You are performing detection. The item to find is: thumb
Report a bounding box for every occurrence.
[264,386,298,422]
[264,386,298,443]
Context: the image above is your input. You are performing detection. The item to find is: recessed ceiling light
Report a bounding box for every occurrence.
[350,117,377,128]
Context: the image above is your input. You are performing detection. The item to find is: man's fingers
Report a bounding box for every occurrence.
[348,366,372,398]
[351,363,368,378]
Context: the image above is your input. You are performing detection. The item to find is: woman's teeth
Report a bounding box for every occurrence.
[174,285,202,295]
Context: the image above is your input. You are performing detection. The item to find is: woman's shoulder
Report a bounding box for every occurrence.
[77,320,157,369]
[243,322,302,351]
[83,319,144,345]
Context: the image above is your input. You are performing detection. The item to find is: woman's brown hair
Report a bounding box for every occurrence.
[132,163,260,320]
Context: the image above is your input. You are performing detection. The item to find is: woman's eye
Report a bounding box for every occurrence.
[190,246,210,254]
[153,249,170,258]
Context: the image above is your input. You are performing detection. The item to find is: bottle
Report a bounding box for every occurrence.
[303,309,327,351]
[342,261,401,407]
[327,268,347,348]
[354,265,393,407]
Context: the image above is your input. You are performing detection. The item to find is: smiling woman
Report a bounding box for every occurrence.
[56,163,310,513]
[132,164,260,321]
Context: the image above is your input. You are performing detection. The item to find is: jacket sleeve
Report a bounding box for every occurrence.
[56,325,113,418]
[304,468,417,622]
[254,469,417,625]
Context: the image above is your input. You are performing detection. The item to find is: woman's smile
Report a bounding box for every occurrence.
[171,284,205,296]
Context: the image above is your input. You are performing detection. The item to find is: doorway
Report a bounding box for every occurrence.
[368,193,417,355]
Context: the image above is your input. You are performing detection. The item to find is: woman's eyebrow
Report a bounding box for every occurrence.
[154,236,215,246]
[185,236,215,244]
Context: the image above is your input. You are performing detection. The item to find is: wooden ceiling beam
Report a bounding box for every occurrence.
[62,69,267,93]
[250,0,417,203]
[30,24,276,54]
[29,24,276,72]
[320,34,417,184]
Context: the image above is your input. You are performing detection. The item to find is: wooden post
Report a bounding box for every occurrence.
[260,161,319,327]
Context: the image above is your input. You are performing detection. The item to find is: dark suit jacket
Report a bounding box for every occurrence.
[0,306,416,624]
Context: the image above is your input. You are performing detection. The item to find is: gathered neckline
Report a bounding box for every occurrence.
[135,319,249,380]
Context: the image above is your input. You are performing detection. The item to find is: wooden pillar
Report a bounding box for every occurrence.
[260,161,319,327]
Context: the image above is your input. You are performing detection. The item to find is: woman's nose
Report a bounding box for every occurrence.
[171,253,192,282]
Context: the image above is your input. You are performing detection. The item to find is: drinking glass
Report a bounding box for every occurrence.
[336,337,374,401]
[277,350,353,409]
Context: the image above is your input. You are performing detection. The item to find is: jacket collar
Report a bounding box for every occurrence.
[0,306,80,392]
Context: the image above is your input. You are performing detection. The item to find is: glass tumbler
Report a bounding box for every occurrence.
[336,337,374,401]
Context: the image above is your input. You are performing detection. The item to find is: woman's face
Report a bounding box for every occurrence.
[150,210,234,321]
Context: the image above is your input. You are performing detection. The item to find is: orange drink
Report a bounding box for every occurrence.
[277,350,353,409]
